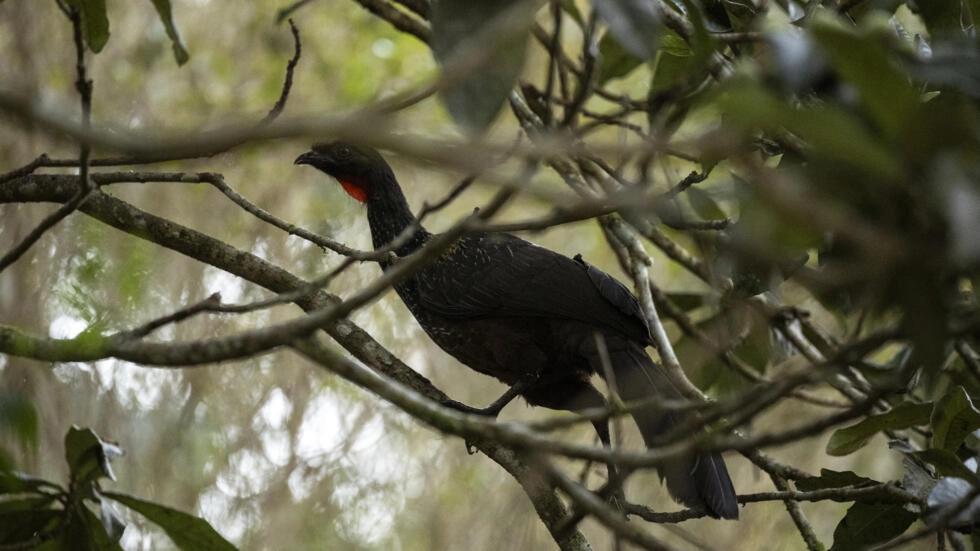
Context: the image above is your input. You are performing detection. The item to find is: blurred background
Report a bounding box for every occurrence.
[0,1,918,549]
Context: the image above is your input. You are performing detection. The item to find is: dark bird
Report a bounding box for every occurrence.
[295,142,738,519]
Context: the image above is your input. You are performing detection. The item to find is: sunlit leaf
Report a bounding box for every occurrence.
[931,386,980,451]
[593,0,662,59]
[148,0,190,65]
[105,492,236,551]
[97,497,126,545]
[829,502,917,551]
[64,427,123,486]
[827,401,932,456]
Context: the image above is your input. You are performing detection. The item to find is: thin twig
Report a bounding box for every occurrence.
[770,474,823,551]
[262,19,302,123]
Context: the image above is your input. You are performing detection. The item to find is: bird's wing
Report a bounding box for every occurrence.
[415,233,652,344]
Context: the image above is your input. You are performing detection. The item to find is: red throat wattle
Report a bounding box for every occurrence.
[338,179,368,203]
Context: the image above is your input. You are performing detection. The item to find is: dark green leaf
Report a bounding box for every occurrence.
[0,509,61,544]
[719,78,901,180]
[64,427,123,486]
[686,187,726,220]
[431,0,532,132]
[829,502,917,551]
[810,14,919,140]
[664,292,708,312]
[827,401,932,456]
[593,0,662,59]
[700,0,733,31]
[65,0,110,53]
[0,495,56,515]
[911,448,978,481]
[911,0,967,36]
[931,386,980,451]
[650,49,693,93]
[0,470,62,495]
[796,469,878,493]
[75,503,125,551]
[597,34,644,85]
[104,492,236,551]
[147,0,190,65]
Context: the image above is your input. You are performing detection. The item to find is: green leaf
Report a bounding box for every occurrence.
[147,0,190,65]
[0,391,38,451]
[830,502,918,551]
[719,78,901,180]
[0,470,62,495]
[827,401,932,456]
[593,0,662,59]
[810,13,919,140]
[104,492,236,551]
[911,448,978,481]
[912,0,967,36]
[664,292,708,312]
[430,0,533,132]
[686,187,726,220]
[98,499,126,545]
[75,503,125,551]
[65,0,110,53]
[0,509,61,544]
[931,386,980,451]
[597,33,644,85]
[796,469,878,493]
[650,49,693,92]
[0,495,56,515]
[64,427,123,486]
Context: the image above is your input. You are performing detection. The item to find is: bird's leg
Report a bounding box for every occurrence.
[440,379,533,418]
[589,417,628,514]
[441,379,535,455]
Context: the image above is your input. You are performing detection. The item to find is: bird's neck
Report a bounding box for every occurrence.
[366,172,430,260]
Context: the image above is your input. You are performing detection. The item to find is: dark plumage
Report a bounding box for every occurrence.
[295,142,738,519]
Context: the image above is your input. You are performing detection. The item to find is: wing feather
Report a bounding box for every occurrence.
[415,233,651,344]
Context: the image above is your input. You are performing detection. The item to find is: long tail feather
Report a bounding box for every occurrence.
[595,339,739,519]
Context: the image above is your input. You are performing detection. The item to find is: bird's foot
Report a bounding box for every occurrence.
[439,399,499,455]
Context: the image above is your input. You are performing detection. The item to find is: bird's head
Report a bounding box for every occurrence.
[294,141,389,203]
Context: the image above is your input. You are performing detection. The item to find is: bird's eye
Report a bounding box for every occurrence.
[336,146,352,159]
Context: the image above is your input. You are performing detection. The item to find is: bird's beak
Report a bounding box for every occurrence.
[294,151,316,166]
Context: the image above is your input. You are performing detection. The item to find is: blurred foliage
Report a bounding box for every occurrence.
[1,0,980,549]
